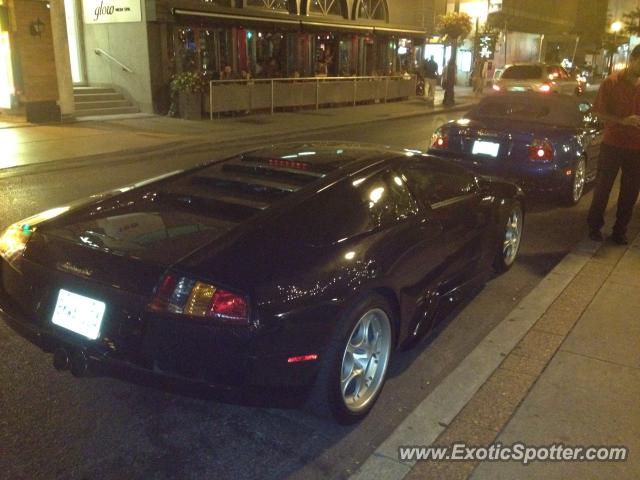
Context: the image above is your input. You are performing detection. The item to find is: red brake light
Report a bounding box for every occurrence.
[431,132,449,149]
[209,289,249,325]
[268,159,309,170]
[149,274,249,325]
[529,139,554,161]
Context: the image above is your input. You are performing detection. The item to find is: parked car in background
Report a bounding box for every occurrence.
[0,143,525,424]
[492,63,583,96]
[429,93,603,205]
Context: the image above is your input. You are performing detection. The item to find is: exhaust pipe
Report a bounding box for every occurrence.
[53,347,71,371]
[70,349,90,378]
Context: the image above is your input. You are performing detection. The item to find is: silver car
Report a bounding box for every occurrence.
[492,63,583,96]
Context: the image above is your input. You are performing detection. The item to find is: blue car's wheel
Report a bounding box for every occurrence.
[564,157,587,205]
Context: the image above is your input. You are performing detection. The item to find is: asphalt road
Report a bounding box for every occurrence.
[0,108,615,480]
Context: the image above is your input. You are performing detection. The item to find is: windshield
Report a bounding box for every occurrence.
[501,65,543,80]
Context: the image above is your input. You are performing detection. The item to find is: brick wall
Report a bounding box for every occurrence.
[9,0,59,103]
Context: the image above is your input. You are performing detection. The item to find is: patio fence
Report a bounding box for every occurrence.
[207,75,417,119]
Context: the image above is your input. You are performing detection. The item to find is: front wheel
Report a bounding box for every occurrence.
[305,294,394,424]
[493,201,524,273]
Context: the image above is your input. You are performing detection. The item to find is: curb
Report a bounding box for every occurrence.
[349,235,606,480]
[0,100,476,178]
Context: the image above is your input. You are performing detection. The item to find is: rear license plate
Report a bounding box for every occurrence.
[51,289,105,340]
[472,140,500,157]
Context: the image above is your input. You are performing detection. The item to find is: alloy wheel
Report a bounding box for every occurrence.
[503,205,523,267]
[340,308,392,413]
[572,159,586,203]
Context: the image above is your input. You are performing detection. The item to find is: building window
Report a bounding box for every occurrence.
[245,0,290,12]
[308,0,344,16]
[356,0,387,21]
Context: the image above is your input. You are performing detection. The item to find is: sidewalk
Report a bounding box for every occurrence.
[0,87,475,172]
[349,208,640,480]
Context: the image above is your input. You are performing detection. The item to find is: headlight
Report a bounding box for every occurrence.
[0,222,34,265]
[0,206,70,266]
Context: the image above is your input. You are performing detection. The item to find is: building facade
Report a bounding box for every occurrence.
[0,0,440,120]
[487,0,580,69]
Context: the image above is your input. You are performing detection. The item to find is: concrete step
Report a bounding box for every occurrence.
[74,92,123,102]
[75,106,140,117]
[73,86,116,95]
[75,99,131,110]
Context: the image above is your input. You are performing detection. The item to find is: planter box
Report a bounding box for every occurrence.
[179,92,202,120]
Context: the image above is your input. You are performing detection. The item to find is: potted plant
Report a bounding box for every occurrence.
[170,71,204,120]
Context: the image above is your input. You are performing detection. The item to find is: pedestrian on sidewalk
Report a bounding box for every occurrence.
[471,59,487,97]
[587,44,640,245]
[423,56,439,105]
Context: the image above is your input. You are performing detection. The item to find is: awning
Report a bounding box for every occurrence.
[172,8,426,37]
[300,19,373,32]
[373,25,427,36]
[172,8,300,25]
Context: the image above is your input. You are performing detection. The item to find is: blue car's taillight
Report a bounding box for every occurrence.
[528,139,554,162]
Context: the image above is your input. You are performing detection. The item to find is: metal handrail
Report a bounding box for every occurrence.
[209,75,411,84]
[208,74,416,119]
[94,48,134,73]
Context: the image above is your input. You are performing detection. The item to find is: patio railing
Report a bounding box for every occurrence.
[207,75,417,119]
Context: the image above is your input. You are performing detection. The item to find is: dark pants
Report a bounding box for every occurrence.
[587,143,640,236]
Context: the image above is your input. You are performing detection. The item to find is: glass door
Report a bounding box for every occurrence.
[64,0,85,84]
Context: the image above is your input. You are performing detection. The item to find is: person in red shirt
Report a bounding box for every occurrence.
[587,45,640,244]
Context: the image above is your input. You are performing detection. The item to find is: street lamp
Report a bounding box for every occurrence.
[610,21,623,73]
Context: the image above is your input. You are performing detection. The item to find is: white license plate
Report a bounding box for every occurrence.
[51,289,106,340]
[472,140,500,157]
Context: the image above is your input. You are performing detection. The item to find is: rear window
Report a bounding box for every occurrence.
[501,65,543,80]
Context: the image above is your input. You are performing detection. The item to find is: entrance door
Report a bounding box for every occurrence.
[64,0,85,84]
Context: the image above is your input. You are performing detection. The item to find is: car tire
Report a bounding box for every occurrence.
[493,200,524,273]
[304,294,395,424]
[563,157,587,206]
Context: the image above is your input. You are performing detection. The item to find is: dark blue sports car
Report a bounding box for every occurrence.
[429,92,603,205]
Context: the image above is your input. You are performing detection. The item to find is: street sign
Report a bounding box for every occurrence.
[82,0,142,24]
[479,34,497,60]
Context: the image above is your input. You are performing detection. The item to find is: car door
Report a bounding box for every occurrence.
[558,66,578,94]
[579,101,604,177]
[400,159,491,296]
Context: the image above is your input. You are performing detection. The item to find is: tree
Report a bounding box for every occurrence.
[436,12,473,106]
[623,7,640,36]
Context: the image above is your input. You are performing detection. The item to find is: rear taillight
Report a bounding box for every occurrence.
[529,139,554,162]
[431,131,449,149]
[492,84,501,91]
[149,274,249,325]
